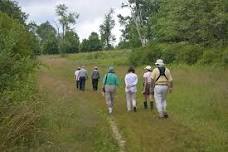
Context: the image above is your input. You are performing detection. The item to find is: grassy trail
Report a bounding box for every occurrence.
[37,52,228,152]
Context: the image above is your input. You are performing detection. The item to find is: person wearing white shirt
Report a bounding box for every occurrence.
[125,66,138,112]
[74,67,81,89]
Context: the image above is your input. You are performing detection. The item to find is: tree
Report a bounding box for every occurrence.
[0,12,35,92]
[154,0,228,45]
[56,4,79,39]
[64,30,80,53]
[87,32,102,51]
[100,9,116,50]
[119,0,161,47]
[80,39,90,52]
[0,0,28,25]
[36,21,58,54]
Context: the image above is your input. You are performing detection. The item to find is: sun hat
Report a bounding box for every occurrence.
[108,66,114,73]
[94,66,98,69]
[144,65,152,70]
[155,59,165,66]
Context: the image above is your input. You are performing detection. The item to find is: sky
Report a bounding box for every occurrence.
[15,0,130,45]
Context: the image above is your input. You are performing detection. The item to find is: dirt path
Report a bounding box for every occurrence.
[38,56,122,151]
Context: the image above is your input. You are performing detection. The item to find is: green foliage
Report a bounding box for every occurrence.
[56,3,79,38]
[0,12,40,150]
[64,30,80,53]
[36,21,59,54]
[129,43,207,66]
[0,0,27,25]
[80,32,102,52]
[154,0,228,45]
[100,9,115,49]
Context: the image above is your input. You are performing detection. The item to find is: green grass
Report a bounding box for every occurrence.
[35,50,228,152]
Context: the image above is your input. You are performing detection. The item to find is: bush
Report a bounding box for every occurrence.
[0,12,40,150]
[129,42,226,66]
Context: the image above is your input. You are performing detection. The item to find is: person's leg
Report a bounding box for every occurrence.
[105,92,112,113]
[126,92,131,111]
[79,78,83,90]
[82,77,86,91]
[92,79,95,90]
[160,86,168,118]
[132,93,137,112]
[95,79,98,90]
[144,84,149,109]
[76,80,79,89]
[154,85,163,118]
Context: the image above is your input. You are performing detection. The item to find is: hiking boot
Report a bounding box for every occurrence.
[150,101,154,110]
[144,101,148,109]
[164,112,169,118]
[108,107,113,114]
[133,107,137,112]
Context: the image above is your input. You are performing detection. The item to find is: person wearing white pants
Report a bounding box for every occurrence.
[151,59,173,118]
[125,66,138,112]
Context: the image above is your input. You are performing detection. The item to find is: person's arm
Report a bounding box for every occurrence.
[98,72,100,79]
[91,71,94,79]
[124,75,128,87]
[102,74,107,85]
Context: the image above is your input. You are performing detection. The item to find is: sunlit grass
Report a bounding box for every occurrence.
[37,50,228,152]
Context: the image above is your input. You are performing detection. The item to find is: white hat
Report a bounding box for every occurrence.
[144,65,152,70]
[155,59,165,66]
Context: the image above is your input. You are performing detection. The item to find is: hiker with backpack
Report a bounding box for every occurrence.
[91,66,100,91]
[151,59,173,119]
[102,66,119,114]
[124,66,138,112]
[78,66,88,91]
[74,67,81,90]
[142,65,154,110]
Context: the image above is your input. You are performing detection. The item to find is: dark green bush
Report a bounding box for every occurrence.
[129,42,225,66]
[0,12,39,150]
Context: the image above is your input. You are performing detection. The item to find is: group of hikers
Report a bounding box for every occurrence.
[74,59,173,119]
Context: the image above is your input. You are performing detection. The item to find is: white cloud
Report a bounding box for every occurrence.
[16,0,130,45]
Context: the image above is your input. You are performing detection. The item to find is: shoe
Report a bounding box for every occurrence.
[108,107,113,114]
[133,107,137,112]
[164,112,168,118]
[144,101,148,109]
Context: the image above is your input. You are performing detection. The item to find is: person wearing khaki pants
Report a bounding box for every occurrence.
[151,59,173,118]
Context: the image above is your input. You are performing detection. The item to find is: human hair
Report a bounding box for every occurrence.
[128,66,135,73]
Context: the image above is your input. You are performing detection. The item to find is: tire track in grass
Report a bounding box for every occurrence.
[108,116,126,152]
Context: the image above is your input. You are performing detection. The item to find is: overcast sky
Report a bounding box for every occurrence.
[15,0,130,45]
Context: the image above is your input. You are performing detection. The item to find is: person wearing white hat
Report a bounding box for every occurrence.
[151,59,173,118]
[142,65,154,110]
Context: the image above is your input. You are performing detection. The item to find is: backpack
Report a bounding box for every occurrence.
[156,67,168,82]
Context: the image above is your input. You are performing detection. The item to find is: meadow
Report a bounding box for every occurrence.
[35,50,228,152]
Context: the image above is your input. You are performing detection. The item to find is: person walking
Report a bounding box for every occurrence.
[91,66,100,91]
[78,66,88,91]
[102,66,119,114]
[125,66,138,112]
[151,59,173,118]
[74,67,81,90]
[142,65,154,110]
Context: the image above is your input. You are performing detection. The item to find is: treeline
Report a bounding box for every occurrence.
[28,5,116,55]
[0,0,41,150]
[118,0,228,65]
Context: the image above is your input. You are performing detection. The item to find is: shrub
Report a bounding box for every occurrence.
[128,42,225,66]
[0,12,39,150]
